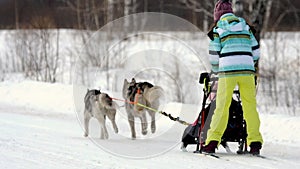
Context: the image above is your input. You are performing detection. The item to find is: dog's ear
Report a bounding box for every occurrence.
[124,79,129,85]
[131,78,136,83]
[95,89,101,95]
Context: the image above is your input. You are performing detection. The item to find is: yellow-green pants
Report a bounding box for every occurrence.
[205,75,263,146]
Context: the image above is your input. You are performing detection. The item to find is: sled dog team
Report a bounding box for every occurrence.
[83,78,164,140]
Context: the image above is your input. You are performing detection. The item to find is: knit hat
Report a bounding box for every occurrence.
[214,0,233,22]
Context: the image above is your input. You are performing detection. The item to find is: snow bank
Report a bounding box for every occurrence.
[0,80,75,116]
[260,114,300,145]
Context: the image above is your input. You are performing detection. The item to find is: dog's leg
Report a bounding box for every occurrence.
[148,111,156,133]
[100,127,105,139]
[96,115,109,139]
[128,113,136,139]
[140,112,148,135]
[111,120,118,134]
[83,110,91,137]
[100,126,109,140]
[107,109,118,133]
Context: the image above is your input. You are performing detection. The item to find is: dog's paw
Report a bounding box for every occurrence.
[100,135,109,140]
[114,128,119,134]
[151,127,156,133]
[131,134,136,140]
[142,130,148,135]
[84,133,88,137]
[104,133,109,139]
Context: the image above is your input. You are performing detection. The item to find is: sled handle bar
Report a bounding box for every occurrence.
[199,72,218,84]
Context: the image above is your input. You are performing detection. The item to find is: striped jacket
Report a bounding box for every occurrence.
[208,13,260,76]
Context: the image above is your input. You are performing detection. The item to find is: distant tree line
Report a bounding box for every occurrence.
[0,0,299,31]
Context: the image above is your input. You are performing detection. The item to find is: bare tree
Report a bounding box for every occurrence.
[248,0,271,41]
[272,0,300,31]
[6,15,61,83]
[178,0,214,31]
[14,0,19,29]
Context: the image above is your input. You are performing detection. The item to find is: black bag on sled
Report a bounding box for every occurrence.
[181,72,247,154]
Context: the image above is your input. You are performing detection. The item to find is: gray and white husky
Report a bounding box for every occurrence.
[83,89,118,139]
[122,78,164,139]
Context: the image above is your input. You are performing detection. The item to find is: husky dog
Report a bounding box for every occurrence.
[122,78,164,139]
[83,89,118,139]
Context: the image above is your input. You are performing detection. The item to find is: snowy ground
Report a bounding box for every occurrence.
[0,80,300,169]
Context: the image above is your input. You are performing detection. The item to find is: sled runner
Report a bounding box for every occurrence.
[181,72,247,154]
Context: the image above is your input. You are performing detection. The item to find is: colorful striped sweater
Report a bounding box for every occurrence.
[208,13,260,76]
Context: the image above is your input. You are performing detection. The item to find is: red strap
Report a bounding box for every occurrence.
[137,88,141,94]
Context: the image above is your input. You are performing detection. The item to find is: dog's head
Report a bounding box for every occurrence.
[84,89,101,112]
[123,78,137,101]
[123,78,155,102]
[84,89,101,102]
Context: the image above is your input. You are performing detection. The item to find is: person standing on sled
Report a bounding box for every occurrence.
[202,0,263,155]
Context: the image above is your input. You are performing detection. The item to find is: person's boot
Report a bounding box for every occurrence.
[202,141,218,154]
[249,142,262,155]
